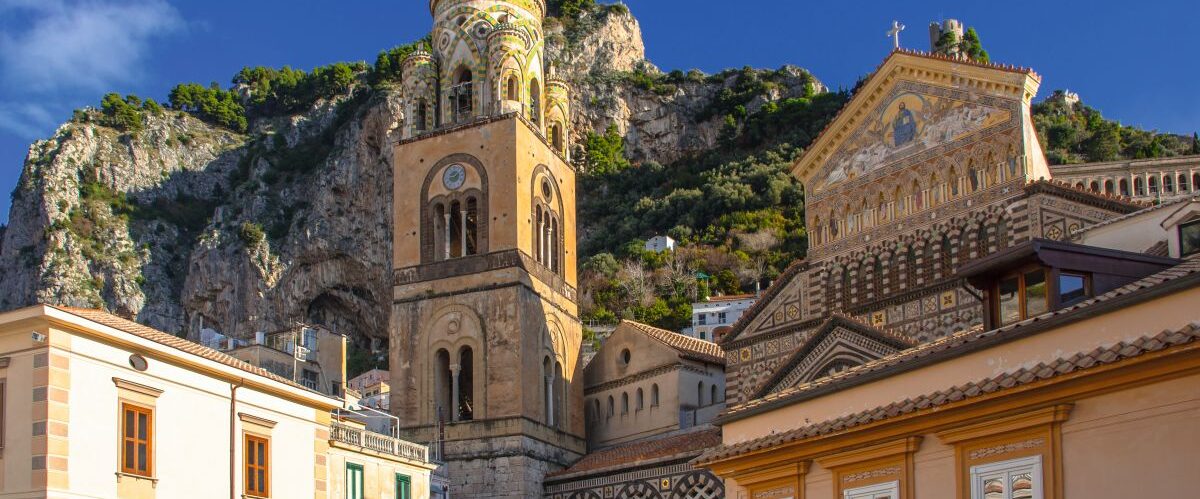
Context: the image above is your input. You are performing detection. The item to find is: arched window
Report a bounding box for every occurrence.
[528,79,541,125]
[592,399,601,424]
[621,392,629,414]
[416,98,428,132]
[433,203,447,260]
[651,384,659,407]
[1149,176,1159,194]
[506,75,518,101]
[969,163,980,192]
[1135,177,1146,196]
[1104,179,1114,194]
[451,67,473,123]
[449,200,463,257]
[434,349,451,422]
[553,361,564,429]
[542,357,553,426]
[607,396,614,417]
[465,197,478,256]
[1089,180,1100,192]
[710,384,718,405]
[1075,182,1085,189]
[636,388,644,410]
[1193,173,1200,193]
[1164,175,1174,193]
[913,179,924,211]
[1180,174,1190,192]
[1119,178,1130,196]
[697,381,705,406]
[457,346,474,421]
[550,122,564,152]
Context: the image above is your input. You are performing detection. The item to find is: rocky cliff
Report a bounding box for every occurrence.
[0,8,821,347]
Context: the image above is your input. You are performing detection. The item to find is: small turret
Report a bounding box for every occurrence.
[401,50,437,138]
[929,19,965,57]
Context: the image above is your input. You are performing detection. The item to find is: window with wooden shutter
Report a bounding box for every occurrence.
[120,403,153,476]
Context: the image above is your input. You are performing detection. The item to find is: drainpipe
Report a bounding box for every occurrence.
[230,380,244,499]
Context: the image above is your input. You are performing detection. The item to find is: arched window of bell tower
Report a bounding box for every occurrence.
[416,97,429,132]
[451,67,474,123]
[434,349,452,422]
[506,75,519,101]
[550,122,564,152]
[529,78,541,125]
[457,346,475,421]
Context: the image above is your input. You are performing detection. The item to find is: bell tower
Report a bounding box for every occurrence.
[390,0,584,496]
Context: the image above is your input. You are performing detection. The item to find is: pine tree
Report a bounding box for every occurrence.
[962,28,990,63]
[1192,132,1200,154]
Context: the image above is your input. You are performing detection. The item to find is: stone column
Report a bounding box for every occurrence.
[450,365,461,422]
[547,222,555,272]
[460,210,469,257]
[443,212,452,260]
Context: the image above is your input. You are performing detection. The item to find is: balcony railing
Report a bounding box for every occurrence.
[330,421,429,463]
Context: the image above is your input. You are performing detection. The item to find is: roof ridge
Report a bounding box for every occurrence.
[50,305,312,392]
[620,320,725,363]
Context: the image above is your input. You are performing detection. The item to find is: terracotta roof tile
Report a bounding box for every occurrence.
[51,306,312,392]
[548,427,722,479]
[697,321,1200,465]
[621,321,725,365]
[719,258,1200,421]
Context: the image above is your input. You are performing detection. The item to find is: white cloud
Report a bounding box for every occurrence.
[0,0,184,94]
[0,101,59,139]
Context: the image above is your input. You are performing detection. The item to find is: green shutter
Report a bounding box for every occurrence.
[396,473,411,499]
[346,463,364,499]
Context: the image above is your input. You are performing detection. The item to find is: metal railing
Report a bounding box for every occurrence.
[330,421,429,463]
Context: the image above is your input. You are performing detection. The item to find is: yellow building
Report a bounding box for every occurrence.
[696,49,1200,499]
[0,305,436,498]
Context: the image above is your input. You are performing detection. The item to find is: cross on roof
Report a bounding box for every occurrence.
[887,20,906,49]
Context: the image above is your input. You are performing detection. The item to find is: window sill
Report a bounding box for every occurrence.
[115,472,158,487]
[243,494,270,499]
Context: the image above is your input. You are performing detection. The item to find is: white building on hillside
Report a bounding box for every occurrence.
[644,235,676,253]
[690,294,757,342]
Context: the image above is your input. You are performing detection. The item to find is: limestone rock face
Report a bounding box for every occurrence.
[0,8,823,345]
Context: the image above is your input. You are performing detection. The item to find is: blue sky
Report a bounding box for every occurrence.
[1,0,1197,222]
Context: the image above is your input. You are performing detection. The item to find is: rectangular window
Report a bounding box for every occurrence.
[970,455,1043,499]
[301,369,320,390]
[1181,219,1200,256]
[120,403,153,477]
[396,473,412,499]
[698,314,707,325]
[718,312,727,323]
[346,463,364,499]
[844,480,900,499]
[1058,272,1089,304]
[244,434,270,497]
[994,267,1050,326]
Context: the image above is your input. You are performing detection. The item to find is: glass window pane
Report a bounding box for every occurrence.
[137,443,147,471]
[1182,221,1200,256]
[983,476,1005,499]
[257,442,265,465]
[1059,273,1087,303]
[1024,269,1047,317]
[137,413,148,440]
[1011,471,1035,499]
[124,441,134,469]
[124,410,134,437]
[998,275,1021,325]
[248,471,256,490]
[257,470,265,491]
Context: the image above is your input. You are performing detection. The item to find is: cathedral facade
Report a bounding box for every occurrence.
[388,1,584,496]
[719,51,1142,408]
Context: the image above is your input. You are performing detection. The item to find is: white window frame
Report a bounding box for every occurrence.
[970,455,1043,499]
[844,480,900,499]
